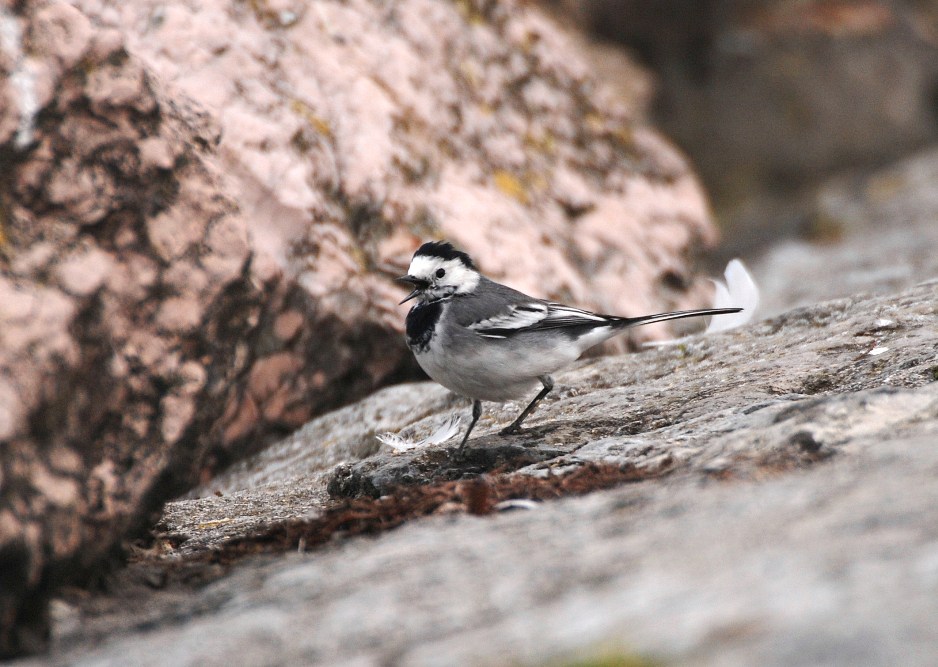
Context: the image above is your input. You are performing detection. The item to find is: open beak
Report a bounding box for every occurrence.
[396,275,429,304]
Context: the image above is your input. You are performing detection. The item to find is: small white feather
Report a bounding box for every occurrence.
[705,258,759,333]
[494,499,541,512]
[645,258,759,347]
[376,414,462,452]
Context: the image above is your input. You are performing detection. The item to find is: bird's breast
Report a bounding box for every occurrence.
[405,300,444,353]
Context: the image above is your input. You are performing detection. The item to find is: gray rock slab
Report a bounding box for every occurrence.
[754,148,938,316]
[17,277,938,666]
[26,413,938,666]
[324,280,938,499]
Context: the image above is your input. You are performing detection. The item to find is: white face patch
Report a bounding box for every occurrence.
[407,255,480,300]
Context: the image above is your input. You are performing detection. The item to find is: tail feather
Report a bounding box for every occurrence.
[616,307,743,329]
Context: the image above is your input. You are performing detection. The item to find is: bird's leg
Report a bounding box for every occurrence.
[457,399,483,453]
[500,375,554,435]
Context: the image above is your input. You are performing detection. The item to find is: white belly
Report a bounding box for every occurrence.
[414,330,582,402]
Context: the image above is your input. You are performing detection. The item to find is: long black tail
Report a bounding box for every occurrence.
[616,307,743,329]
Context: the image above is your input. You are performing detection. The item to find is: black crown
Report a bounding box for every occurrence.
[413,240,477,270]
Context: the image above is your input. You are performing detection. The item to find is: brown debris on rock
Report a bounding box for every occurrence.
[166,462,661,564]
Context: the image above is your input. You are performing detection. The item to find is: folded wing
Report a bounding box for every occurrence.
[468,302,611,338]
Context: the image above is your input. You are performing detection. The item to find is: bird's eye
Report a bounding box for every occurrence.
[436,268,446,278]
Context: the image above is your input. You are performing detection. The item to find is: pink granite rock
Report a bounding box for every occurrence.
[0,1,266,655]
[0,0,720,656]
[73,0,718,337]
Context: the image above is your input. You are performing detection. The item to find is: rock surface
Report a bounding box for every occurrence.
[20,269,938,664]
[753,147,938,316]
[19,139,938,662]
[1,0,723,656]
[552,0,938,197]
[10,111,938,661]
[0,1,258,655]
[547,0,938,254]
[72,0,720,335]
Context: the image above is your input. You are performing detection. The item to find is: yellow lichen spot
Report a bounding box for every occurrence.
[520,29,541,54]
[524,129,556,155]
[290,99,333,140]
[459,60,481,88]
[348,243,369,271]
[804,211,845,244]
[557,651,663,667]
[610,126,635,150]
[455,0,486,25]
[493,170,530,205]
[585,112,605,132]
[526,171,548,194]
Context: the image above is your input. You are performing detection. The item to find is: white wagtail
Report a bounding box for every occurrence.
[398,241,742,451]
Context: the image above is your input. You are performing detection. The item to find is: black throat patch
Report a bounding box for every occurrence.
[406,300,444,353]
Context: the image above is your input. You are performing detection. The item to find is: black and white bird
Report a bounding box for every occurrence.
[397,241,742,451]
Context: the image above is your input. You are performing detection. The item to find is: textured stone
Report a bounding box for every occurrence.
[72,0,721,345]
[0,1,265,655]
[22,279,938,667]
[1,0,725,655]
[546,0,938,258]
[551,0,938,197]
[753,147,938,316]
[22,139,938,664]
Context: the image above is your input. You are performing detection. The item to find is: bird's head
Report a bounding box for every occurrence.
[397,241,481,304]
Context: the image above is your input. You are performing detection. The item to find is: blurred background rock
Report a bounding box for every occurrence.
[542,0,938,258]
